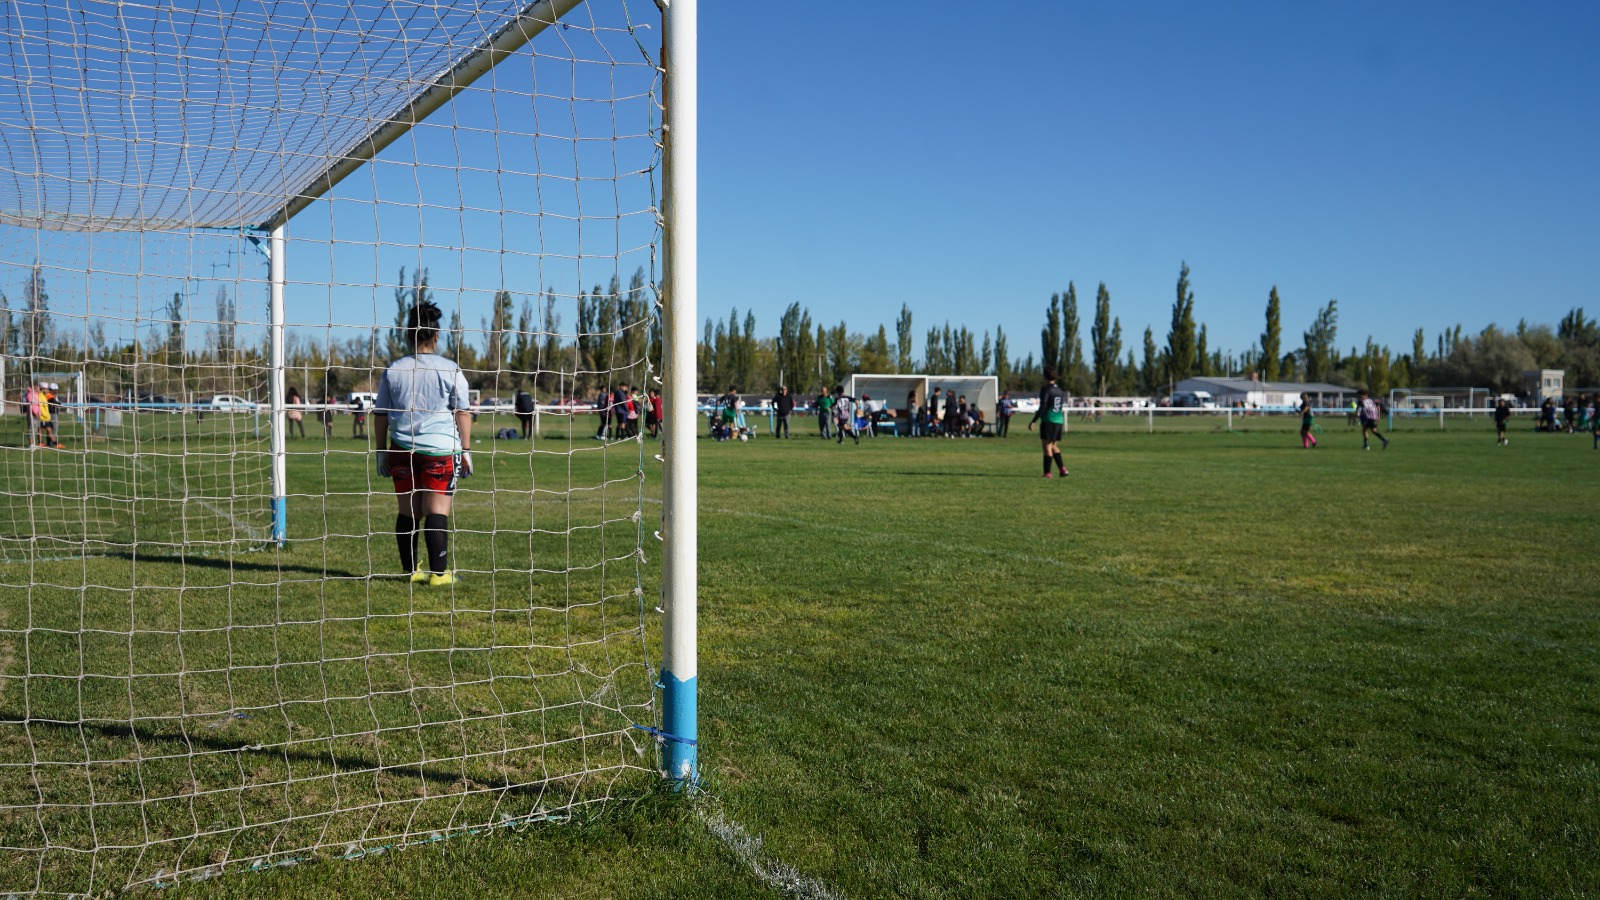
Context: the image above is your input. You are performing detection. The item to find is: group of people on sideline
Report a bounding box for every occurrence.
[19,381,64,449]
[594,383,661,441]
[798,387,1012,442]
[1536,394,1598,441]
[284,387,373,440]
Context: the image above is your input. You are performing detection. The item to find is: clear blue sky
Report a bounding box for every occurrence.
[699,1,1600,364]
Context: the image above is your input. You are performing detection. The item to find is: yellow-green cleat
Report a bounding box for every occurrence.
[427,571,459,587]
[409,570,430,584]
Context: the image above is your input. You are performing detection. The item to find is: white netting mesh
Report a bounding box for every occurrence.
[0,1,663,894]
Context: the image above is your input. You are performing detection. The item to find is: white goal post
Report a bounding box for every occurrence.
[0,0,696,894]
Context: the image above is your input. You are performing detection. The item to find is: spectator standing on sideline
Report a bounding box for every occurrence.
[906,389,919,437]
[352,394,369,439]
[773,385,794,438]
[622,383,641,438]
[318,394,336,439]
[286,387,306,438]
[942,388,958,438]
[648,388,663,439]
[816,389,833,440]
[996,392,1013,437]
[1299,393,1318,449]
[1028,366,1068,478]
[1357,390,1389,450]
[514,387,535,439]
[611,383,632,440]
[22,383,40,447]
[39,383,62,449]
[1494,397,1511,446]
[593,385,611,440]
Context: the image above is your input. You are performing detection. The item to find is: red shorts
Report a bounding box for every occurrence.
[389,449,459,495]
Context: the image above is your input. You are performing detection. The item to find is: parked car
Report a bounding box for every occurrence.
[207,394,256,411]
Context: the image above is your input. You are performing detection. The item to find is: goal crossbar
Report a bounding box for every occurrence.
[260,0,585,232]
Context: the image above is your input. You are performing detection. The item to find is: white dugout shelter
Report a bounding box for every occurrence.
[846,374,999,419]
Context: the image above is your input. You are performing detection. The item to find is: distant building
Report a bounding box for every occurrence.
[1521,369,1564,403]
[1174,375,1354,409]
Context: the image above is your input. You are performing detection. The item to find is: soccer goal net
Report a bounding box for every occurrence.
[0,0,691,893]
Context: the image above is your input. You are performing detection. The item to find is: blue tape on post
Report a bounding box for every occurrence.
[659,669,697,785]
[271,497,287,544]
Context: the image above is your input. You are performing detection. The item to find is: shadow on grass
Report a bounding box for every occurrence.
[1,710,529,795]
[102,551,359,578]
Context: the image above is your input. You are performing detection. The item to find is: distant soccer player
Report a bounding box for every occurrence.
[374,300,473,586]
[1357,390,1389,450]
[1494,397,1511,446]
[1028,366,1068,478]
[1299,392,1317,449]
[833,385,859,445]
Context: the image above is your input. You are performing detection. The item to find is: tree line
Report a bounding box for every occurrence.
[5,260,1597,402]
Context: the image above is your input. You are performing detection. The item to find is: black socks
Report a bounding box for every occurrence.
[396,514,418,573]
[423,514,450,575]
[398,513,452,576]
[1052,451,1065,472]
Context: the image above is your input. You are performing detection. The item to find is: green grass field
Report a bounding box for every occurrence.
[4,410,1598,897]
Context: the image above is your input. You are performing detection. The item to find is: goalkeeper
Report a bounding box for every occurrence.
[373,300,473,586]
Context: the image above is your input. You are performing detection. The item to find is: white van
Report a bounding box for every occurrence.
[1170,391,1217,409]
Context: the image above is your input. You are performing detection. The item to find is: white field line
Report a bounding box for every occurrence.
[699,805,842,900]
[132,456,271,543]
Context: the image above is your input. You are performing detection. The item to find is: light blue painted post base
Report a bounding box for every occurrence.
[271,497,287,545]
[660,669,697,786]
